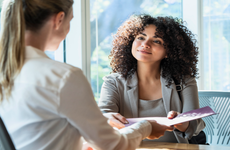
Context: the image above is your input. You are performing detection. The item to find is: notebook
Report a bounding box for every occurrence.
[125,106,216,127]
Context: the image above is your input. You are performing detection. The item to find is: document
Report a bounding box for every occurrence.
[125,106,216,127]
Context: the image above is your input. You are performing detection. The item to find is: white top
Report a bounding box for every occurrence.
[0,46,151,150]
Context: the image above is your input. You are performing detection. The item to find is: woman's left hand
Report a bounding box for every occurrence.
[167,111,189,132]
[82,142,94,150]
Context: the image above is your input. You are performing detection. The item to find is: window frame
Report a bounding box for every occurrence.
[65,0,91,81]
[67,0,205,90]
[182,0,204,90]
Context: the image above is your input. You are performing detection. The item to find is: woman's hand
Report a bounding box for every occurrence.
[167,111,189,132]
[82,142,94,150]
[103,113,129,129]
[147,120,174,139]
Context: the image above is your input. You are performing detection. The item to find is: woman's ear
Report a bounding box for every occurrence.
[53,11,65,30]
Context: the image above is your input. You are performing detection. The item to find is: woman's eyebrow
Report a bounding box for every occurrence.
[140,33,161,39]
[153,35,163,40]
[140,33,146,36]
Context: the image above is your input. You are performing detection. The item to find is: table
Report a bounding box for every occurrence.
[136,141,230,150]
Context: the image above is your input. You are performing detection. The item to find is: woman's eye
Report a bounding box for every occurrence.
[153,40,161,44]
[137,37,144,40]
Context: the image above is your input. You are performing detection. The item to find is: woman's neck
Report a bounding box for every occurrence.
[137,61,161,83]
[25,30,46,51]
[25,20,53,51]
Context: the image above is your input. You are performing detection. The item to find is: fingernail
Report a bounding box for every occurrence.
[125,121,129,124]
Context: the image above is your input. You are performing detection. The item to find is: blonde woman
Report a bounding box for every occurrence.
[0,0,173,150]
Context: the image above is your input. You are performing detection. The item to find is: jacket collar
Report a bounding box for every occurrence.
[126,72,138,88]
[25,46,50,59]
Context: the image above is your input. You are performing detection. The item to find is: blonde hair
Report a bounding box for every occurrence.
[0,0,73,102]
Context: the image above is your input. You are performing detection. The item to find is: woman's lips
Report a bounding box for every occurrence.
[137,50,152,54]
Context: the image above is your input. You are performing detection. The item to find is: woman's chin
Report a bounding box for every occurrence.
[135,58,153,63]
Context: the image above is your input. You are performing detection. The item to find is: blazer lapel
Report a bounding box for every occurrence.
[161,76,172,114]
[127,73,139,118]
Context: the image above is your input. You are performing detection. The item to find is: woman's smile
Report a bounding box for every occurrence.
[137,49,152,54]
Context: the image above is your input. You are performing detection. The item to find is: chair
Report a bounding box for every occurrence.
[198,91,230,146]
[0,117,16,150]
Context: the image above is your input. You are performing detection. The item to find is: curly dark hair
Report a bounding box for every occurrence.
[109,14,199,87]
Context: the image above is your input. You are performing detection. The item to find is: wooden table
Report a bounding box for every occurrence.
[136,141,230,150]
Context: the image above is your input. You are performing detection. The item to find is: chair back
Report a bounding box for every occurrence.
[198,91,230,146]
[0,117,16,150]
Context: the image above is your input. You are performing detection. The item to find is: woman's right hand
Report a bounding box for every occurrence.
[147,120,174,140]
[103,113,129,129]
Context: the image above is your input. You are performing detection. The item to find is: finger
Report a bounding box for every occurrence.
[113,113,129,124]
[165,126,174,131]
[109,118,125,129]
[146,136,160,140]
[167,111,178,119]
[174,123,183,126]
[82,143,94,150]
[146,134,163,140]
[146,136,156,140]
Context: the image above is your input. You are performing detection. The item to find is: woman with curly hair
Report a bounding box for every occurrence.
[99,14,205,143]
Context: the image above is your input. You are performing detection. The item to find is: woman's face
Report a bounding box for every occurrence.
[131,24,167,64]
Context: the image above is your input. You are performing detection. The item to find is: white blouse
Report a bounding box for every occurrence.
[0,46,151,150]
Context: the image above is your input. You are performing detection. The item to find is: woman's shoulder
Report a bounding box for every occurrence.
[22,57,83,84]
[184,75,196,83]
[168,75,197,87]
[103,73,125,81]
[43,58,83,77]
[102,73,128,85]
[182,75,197,86]
[103,72,138,88]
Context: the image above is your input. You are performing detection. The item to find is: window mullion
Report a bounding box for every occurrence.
[65,0,91,82]
[182,0,204,90]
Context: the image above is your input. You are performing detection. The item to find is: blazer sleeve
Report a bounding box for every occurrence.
[174,77,206,139]
[58,69,151,150]
[98,75,120,113]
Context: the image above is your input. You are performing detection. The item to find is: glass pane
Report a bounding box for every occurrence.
[203,0,230,91]
[90,0,182,100]
[45,41,65,62]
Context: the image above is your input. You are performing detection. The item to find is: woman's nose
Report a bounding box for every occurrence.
[141,41,150,48]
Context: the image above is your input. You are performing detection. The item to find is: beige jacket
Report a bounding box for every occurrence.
[99,72,206,143]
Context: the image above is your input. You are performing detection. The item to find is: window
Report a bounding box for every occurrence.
[1,0,229,96]
[90,0,182,100]
[45,41,65,62]
[202,0,230,91]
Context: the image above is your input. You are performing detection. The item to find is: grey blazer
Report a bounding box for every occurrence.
[98,72,205,143]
